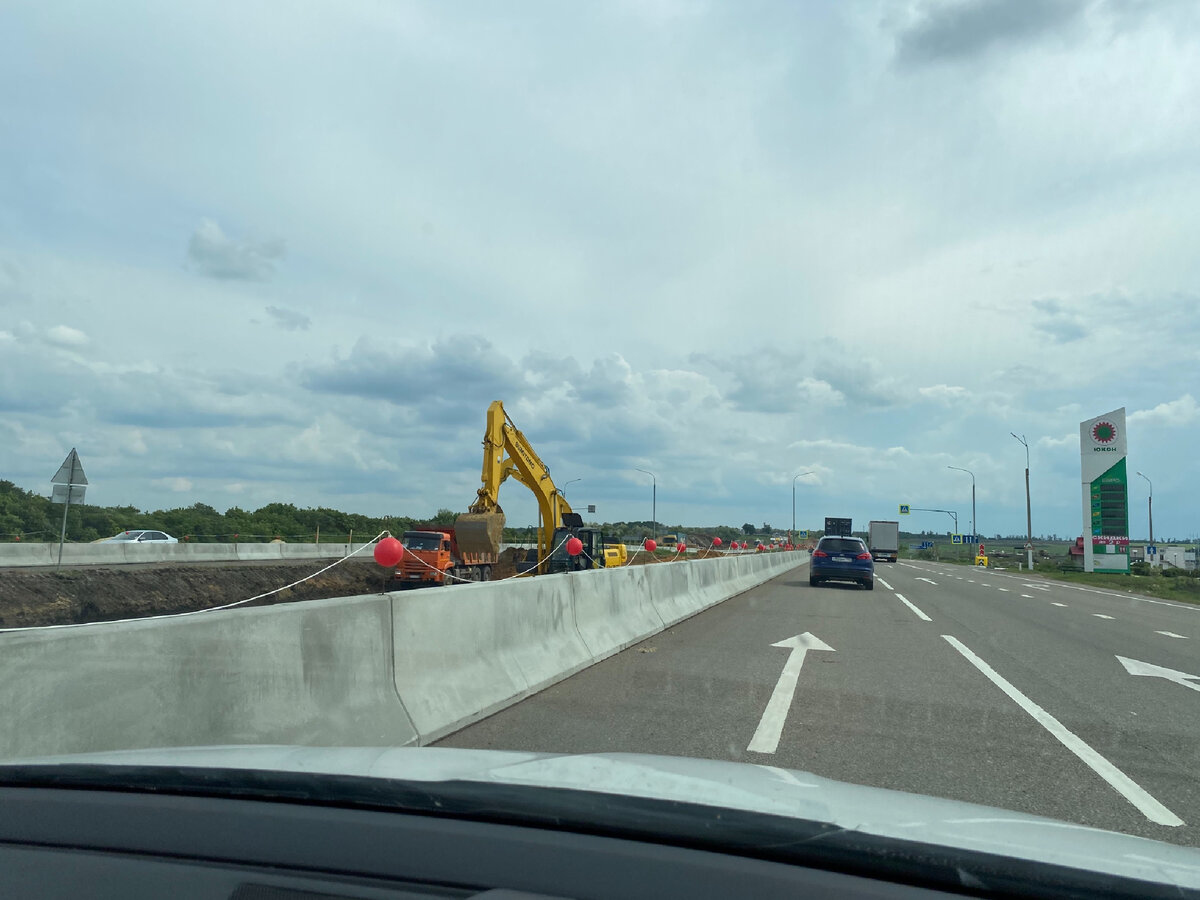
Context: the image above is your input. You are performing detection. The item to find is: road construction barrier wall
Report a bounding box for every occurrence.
[0,542,361,568]
[0,594,417,760]
[0,551,807,758]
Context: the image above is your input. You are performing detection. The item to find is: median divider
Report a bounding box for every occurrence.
[0,550,808,757]
[0,593,418,760]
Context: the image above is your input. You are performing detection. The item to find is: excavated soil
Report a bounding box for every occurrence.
[0,546,734,629]
[0,558,396,629]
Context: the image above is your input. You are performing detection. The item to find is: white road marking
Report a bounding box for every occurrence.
[1093,614,1115,620]
[1155,631,1189,639]
[1117,656,1200,693]
[967,579,976,584]
[747,633,835,754]
[915,577,937,585]
[1052,602,1068,607]
[1022,583,1051,592]
[1021,594,1034,599]
[997,588,1009,592]
[894,593,932,622]
[876,577,894,591]
[943,635,1184,827]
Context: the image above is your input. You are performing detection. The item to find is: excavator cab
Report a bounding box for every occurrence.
[548,514,607,574]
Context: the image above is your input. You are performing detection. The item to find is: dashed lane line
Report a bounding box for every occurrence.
[1156,631,1190,639]
[1093,614,1115,620]
[876,576,894,591]
[894,592,932,622]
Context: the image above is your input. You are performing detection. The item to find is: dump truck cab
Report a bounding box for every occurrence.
[395,528,495,588]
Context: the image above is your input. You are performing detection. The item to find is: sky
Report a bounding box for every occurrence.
[2,0,1199,540]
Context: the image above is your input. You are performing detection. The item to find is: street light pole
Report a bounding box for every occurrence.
[562,477,581,499]
[1137,471,1153,547]
[792,472,813,543]
[947,466,976,539]
[1011,433,1032,572]
[634,468,657,543]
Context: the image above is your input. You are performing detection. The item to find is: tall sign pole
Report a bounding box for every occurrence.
[50,448,89,570]
[1079,409,1128,574]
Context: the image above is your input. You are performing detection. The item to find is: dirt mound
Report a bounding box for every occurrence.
[0,558,392,629]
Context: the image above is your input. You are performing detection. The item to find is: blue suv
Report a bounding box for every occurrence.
[810,535,874,590]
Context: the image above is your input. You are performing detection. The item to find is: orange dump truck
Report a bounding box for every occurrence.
[393,528,498,588]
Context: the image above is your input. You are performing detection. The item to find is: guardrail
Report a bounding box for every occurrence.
[0,550,808,757]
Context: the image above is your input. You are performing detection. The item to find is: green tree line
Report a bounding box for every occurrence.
[1,480,794,545]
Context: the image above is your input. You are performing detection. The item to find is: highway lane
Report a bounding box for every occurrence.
[437,559,1200,847]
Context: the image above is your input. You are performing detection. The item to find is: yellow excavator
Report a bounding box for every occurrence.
[454,401,626,574]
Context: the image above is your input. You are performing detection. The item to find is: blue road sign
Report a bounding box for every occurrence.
[951,534,963,544]
[1148,545,1157,556]
[899,504,910,515]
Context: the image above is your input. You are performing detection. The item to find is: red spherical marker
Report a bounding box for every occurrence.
[730,541,739,550]
[566,536,584,556]
[757,542,765,551]
[677,543,686,553]
[713,537,723,547]
[373,536,404,568]
[644,538,657,552]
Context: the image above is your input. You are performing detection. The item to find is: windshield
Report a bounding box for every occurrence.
[2,0,1200,880]
[403,534,443,551]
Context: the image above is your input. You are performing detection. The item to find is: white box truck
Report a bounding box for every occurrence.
[868,521,899,563]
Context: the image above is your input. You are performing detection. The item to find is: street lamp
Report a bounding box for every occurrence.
[562,477,581,499]
[1011,433,1032,571]
[634,468,657,542]
[792,472,813,541]
[1137,471,1153,546]
[947,466,976,539]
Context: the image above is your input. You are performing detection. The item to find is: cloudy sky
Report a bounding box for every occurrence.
[2,0,1199,540]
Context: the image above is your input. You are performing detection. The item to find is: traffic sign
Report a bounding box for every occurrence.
[1024,542,1034,551]
[51,449,88,486]
[951,534,963,544]
[1148,545,1157,556]
[899,504,910,515]
[978,543,985,556]
[962,534,976,544]
[797,530,809,539]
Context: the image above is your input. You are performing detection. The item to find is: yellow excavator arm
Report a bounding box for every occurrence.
[455,401,573,566]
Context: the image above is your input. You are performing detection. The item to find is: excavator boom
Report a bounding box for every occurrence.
[453,401,573,570]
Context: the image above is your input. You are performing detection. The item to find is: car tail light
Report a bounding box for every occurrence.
[856,552,872,560]
[812,550,828,558]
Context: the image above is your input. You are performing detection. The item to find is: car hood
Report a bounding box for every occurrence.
[8,745,1200,890]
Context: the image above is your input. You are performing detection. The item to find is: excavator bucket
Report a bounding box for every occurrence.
[454,510,506,559]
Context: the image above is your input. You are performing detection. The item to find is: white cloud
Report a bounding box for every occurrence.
[1128,394,1199,428]
[45,325,89,347]
[152,477,194,492]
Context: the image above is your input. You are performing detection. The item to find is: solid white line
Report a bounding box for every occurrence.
[1156,631,1189,639]
[876,576,894,591]
[894,593,931,622]
[942,635,1184,827]
[1093,614,1115,620]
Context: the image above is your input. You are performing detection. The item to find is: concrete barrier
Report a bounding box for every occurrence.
[0,543,56,566]
[571,564,662,660]
[0,593,418,759]
[233,542,285,562]
[0,549,809,756]
[390,574,594,744]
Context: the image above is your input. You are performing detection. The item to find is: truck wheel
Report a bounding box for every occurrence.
[480,565,492,582]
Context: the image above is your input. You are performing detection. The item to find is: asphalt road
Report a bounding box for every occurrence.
[438,558,1200,847]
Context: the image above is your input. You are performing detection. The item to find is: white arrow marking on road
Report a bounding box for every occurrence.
[916,577,937,585]
[945,636,1184,826]
[747,633,835,754]
[1117,656,1200,693]
[1093,614,1115,620]
[1155,631,1189,639]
